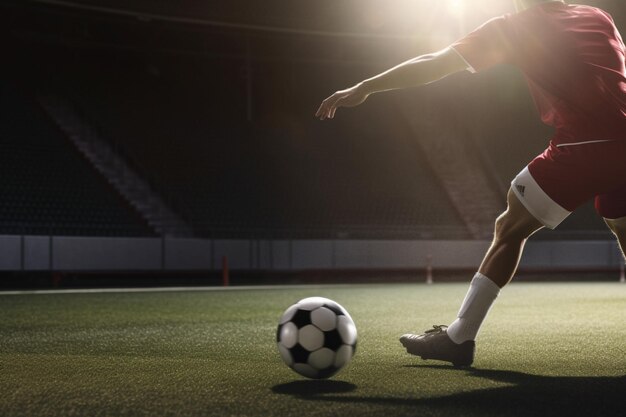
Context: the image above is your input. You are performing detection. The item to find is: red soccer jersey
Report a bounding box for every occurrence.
[452,1,626,145]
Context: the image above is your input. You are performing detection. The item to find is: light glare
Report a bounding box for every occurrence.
[447,0,465,17]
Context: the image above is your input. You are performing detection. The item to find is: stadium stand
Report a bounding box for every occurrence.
[0,82,155,237]
[55,55,469,239]
[0,2,613,241]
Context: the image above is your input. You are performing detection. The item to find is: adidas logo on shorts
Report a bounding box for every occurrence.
[516,184,526,197]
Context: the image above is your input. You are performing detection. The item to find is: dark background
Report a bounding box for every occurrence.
[0,0,623,240]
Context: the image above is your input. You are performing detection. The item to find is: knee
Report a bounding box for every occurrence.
[605,217,626,239]
[492,186,544,244]
[493,210,531,244]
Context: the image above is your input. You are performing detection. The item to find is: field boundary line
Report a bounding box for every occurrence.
[0,284,373,296]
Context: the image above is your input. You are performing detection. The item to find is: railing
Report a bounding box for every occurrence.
[0,235,622,273]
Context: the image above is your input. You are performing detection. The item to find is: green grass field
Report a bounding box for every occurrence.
[2,282,626,417]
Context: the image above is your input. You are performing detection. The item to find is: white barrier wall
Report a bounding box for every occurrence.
[52,237,162,270]
[0,235,622,272]
[23,236,50,270]
[0,236,21,270]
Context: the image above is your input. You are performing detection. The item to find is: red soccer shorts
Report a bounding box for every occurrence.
[511,140,626,229]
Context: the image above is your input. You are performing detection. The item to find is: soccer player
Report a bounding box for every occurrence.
[316,0,626,366]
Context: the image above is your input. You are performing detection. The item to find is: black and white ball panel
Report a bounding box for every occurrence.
[277,297,357,379]
[337,315,357,345]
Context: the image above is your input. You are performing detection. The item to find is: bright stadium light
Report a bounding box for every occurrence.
[447,0,465,17]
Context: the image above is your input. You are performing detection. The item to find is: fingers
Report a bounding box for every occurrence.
[322,102,337,120]
[329,103,338,119]
[315,100,328,120]
[316,98,332,120]
[315,95,339,120]
[316,91,340,120]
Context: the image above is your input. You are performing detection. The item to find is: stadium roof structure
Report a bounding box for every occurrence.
[7,0,624,36]
[2,0,623,55]
[1,0,424,40]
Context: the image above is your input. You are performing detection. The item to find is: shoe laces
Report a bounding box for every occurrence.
[424,324,448,334]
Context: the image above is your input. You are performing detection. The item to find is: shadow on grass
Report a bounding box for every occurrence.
[272,366,626,417]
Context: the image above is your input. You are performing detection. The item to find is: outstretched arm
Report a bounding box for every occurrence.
[315,47,468,120]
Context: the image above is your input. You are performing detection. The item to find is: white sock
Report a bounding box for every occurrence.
[446,272,500,344]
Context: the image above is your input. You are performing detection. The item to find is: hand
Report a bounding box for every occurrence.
[315,83,370,120]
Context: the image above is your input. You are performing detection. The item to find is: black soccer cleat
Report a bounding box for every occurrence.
[400,325,475,367]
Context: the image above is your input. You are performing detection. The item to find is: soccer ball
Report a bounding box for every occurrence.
[276,297,357,379]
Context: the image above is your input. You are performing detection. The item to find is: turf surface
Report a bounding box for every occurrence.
[1,283,626,417]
